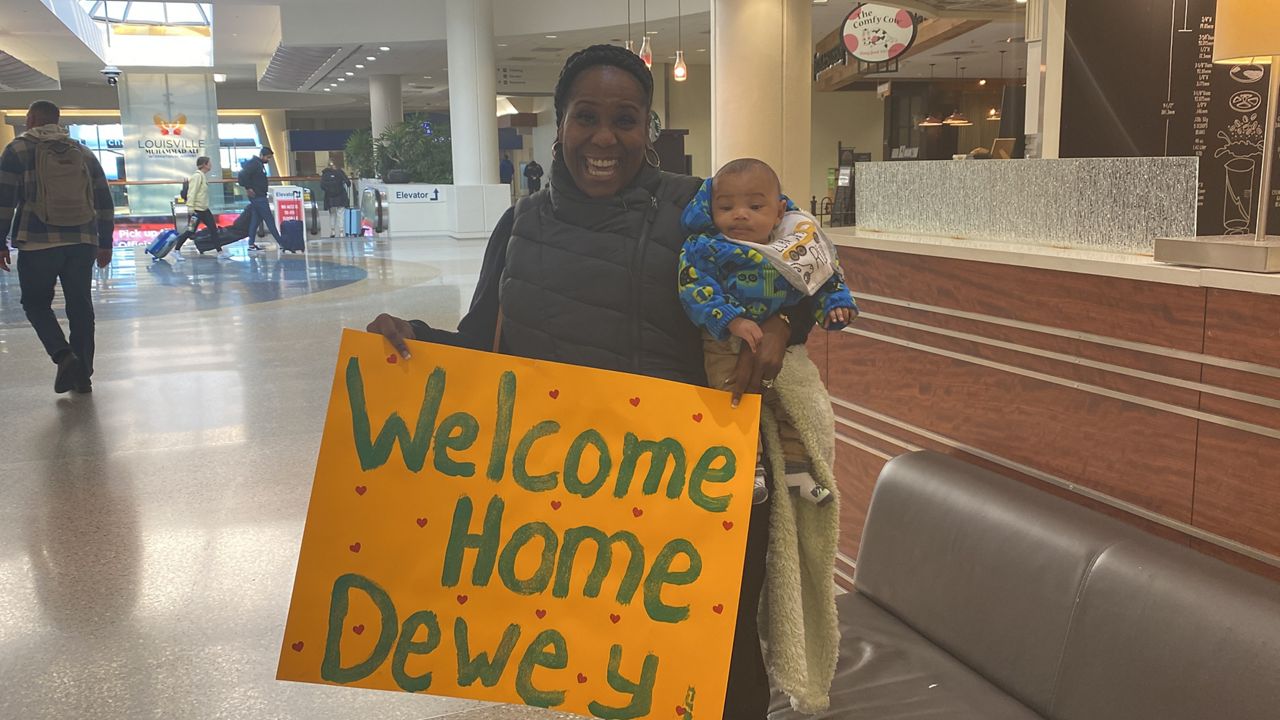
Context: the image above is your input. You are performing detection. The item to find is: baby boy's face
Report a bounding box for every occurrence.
[711,168,787,245]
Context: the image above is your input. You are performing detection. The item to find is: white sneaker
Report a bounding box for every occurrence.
[170,252,184,262]
[216,248,230,259]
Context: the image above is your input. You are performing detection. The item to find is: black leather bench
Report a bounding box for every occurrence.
[770,451,1280,719]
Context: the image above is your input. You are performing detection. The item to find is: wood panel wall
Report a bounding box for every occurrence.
[820,247,1280,588]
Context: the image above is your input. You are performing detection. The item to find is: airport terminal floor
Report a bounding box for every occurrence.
[0,238,580,719]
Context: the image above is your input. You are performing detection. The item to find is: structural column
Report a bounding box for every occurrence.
[446,0,499,186]
[711,0,812,201]
[369,74,404,140]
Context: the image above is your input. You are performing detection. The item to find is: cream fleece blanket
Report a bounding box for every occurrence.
[759,344,842,714]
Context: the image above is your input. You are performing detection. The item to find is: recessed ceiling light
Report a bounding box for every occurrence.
[330,82,338,86]
[646,30,658,34]
[366,56,376,61]
[545,35,557,38]
[379,46,391,51]
[324,88,331,92]
[338,78,346,82]
[424,75,432,79]
[355,64,365,68]
[498,43,508,47]
[697,48,707,52]
[212,73,227,83]
[344,72,354,77]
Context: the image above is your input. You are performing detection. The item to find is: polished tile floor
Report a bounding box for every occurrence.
[0,238,583,719]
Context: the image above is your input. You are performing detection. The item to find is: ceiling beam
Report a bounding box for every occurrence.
[815,17,990,93]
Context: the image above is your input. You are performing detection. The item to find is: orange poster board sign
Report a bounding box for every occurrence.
[277,329,759,719]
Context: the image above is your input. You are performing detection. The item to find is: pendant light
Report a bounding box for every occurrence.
[918,64,943,127]
[987,50,1006,121]
[625,0,634,52]
[638,0,653,68]
[944,58,973,126]
[672,0,687,81]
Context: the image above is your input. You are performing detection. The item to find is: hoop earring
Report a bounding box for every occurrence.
[644,146,661,169]
[552,139,563,160]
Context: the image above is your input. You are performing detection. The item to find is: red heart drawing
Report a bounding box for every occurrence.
[457,595,469,605]
[291,641,304,652]
[692,413,703,423]
[551,500,562,510]
[416,517,428,528]
[577,673,588,684]
[549,389,560,399]
[676,707,687,717]
[352,624,365,635]
[354,485,367,495]
[632,507,644,518]
[712,604,725,614]
[349,542,361,553]
[722,521,734,531]
[535,609,547,619]
[629,397,641,407]
[386,354,398,364]
[609,613,621,624]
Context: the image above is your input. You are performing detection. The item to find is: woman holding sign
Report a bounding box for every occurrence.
[368,45,816,719]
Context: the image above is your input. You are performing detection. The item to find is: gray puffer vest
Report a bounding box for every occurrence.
[501,162,705,385]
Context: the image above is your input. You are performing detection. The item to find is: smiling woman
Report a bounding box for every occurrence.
[366,44,820,719]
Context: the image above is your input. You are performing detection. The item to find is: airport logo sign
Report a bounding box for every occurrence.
[138,112,204,157]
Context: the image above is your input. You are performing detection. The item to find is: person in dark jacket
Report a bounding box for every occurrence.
[523,158,544,194]
[319,161,350,237]
[236,146,277,251]
[367,45,814,719]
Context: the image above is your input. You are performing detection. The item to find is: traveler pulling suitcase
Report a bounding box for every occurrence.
[344,207,363,237]
[147,229,179,260]
[192,206,250,254]
[279,219,305,253]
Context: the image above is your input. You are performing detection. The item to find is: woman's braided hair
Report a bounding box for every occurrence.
[553,44,654,128]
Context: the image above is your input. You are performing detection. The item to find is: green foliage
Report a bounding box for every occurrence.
[349,115,453,183]
[344,129,376,179]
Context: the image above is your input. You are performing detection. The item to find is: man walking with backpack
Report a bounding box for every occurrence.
[0,100,114,394]
[237,146,276,251]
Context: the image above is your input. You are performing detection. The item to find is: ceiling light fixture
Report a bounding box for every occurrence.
[324,88,331,92]
[345,71,354,76]
[212,73,227,83]
[918,64,943,127]
[944,59,974,126]
[366,56,376,61]
[379,46,390,51]
[672,0,687,82]
[545,34,558,38]
[355,64,365,68]
[625,0,634,52]
[639,0,653,68]
[338,78,346,82]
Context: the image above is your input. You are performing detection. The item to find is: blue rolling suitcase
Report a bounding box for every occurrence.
[344,207,362,237]
[146,229,179,260]
[279,219,306,253]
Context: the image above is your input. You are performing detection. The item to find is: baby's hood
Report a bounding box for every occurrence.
[680,176,801,236]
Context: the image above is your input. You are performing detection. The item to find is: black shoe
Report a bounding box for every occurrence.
[248,244,264,251]
[74,377,93,394]
[54,352,82,394]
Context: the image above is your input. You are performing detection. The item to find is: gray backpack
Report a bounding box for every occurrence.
[33,139,95,226]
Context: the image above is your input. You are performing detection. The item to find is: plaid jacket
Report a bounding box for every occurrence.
[0,128,115,250]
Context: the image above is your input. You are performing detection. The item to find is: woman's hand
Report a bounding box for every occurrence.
[728,314,790,407]
[367,313,416,360]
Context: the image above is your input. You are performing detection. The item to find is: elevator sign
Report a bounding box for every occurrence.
[842,4,917,64]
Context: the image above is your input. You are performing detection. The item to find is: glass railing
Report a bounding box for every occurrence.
[106,176,324,218]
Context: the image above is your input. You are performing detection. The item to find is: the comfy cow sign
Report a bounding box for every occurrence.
[843,3,918,64]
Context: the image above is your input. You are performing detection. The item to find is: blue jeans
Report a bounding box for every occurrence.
[18,243,97,376]
[247,195,281,242]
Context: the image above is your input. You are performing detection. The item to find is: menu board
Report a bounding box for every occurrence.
[1060,0,1278,236]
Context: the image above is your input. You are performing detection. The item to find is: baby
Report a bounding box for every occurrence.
[678,158,857,505]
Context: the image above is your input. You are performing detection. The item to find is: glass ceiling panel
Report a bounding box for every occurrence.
[80,1,212,26]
